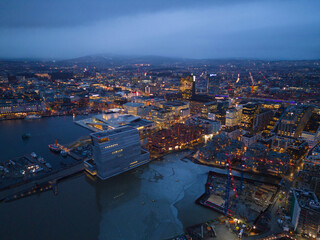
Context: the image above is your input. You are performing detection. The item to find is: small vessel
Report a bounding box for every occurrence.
[49,139,61,153]
[60,150,67,157]
[31,152,37,158]
[22,133,31,139]
[38,157,45,163]
[45,163,52,169]
[25,114,42,120]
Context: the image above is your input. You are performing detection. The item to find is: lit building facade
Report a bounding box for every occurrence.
[123,102,144,115]
[90,126,150,180]
[277,105,312,138]
[186,117,221,134]
[0,99,45,118]
[151,107,174,128]
[226,106,242,127]
[180,75,194,99]
[241,103,259,132]
[148,123,203,153]
[201,101,229,124]
[161,101,190,117]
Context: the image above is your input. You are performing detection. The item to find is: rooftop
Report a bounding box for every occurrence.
[294,189,320,212]
[163,101,188,107]
[124,102,144,108]
[91,126,136,139]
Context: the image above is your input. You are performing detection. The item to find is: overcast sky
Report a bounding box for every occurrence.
[0,0,319,60]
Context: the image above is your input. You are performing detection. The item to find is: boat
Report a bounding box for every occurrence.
[45,163,52,169]
[49,139,61,153]
[25,115,42,120]
[60,150,67,157]
[22,133,31,139]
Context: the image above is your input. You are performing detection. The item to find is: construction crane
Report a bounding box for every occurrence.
[259,71,267,81]
[239,157,246,194]
[236,73,240,83]
[249,72,255,94]
[224,156,238,215]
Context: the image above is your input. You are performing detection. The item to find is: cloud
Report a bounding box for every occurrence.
[0,0,319,59]
[0,0,247,28]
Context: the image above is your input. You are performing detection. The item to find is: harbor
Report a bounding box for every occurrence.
[0,116,219,240]
[0,138,93,202]
[0,116,295,239]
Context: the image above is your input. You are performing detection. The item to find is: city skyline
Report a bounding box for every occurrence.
[0,0,319,59]
[1,1,320,239]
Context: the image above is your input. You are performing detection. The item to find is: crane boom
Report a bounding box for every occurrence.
[236,73,240,83]
[249,72,254,85]
[259,71,267,81]
[249,72,254,93]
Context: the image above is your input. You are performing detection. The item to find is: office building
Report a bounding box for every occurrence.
[226,106,242,127]
[290,189,320,239]
[301,111,320,147]
[0,99,46,119]
[180,75,194,99]
[202,100,229,124]
[277,105,312,138]
[123,102,144,115]
[186,117,221,134]
[151,107,174,128]
[253,109,274,132]
[90,126,150,180]
[241,103,259,132]
[161,101,190,117]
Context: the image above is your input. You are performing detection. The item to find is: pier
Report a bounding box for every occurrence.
[0,162,85,202]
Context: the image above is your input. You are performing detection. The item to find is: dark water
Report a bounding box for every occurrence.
[0,116,219,240]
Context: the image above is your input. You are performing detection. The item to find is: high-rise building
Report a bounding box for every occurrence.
[253,109,274,132]
[241,103,259,131]
[226,107,242,127]
[180,75,194,99]
[90,126,150,180]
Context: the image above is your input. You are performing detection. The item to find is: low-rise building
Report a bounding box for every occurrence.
[241,133,261,147]
[186,117,221,134]
[199,134,244,166]
[244,143,289,175]
[148,123,203,153]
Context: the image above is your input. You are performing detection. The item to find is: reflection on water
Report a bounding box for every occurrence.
[0,117,219,240]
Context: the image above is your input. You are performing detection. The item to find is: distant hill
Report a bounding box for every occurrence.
[58,54,194,67]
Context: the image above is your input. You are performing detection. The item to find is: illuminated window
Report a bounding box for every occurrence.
[112,149,123,154]
[104,144,118,149]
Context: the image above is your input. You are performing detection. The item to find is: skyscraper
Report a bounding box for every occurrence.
[180,74,194,99]
[90,126,150,180]
[241,103,259,132]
